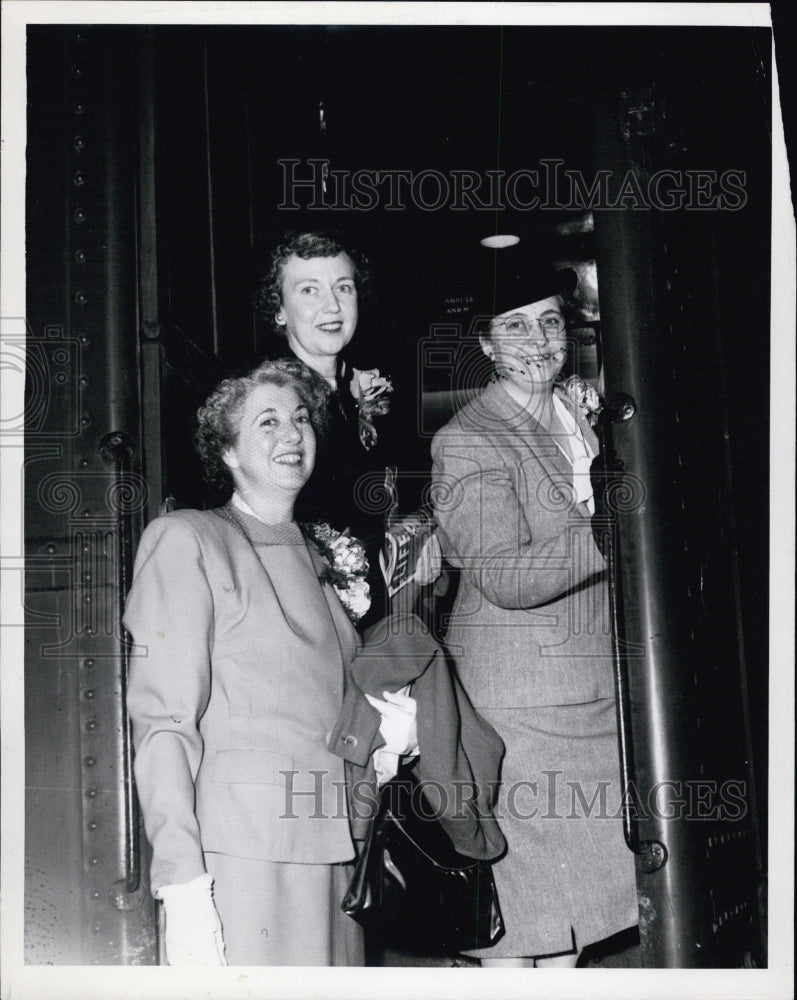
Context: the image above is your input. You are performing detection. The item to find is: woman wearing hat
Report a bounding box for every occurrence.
[430,252,637,967]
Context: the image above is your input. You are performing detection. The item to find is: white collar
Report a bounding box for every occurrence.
[552,394,593,459]
[551,395,595,512]
[231,491,262,522]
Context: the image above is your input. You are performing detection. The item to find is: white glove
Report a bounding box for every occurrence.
[157,872,227,966]
[366,688,418,786]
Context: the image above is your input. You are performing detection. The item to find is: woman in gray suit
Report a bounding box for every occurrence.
[431,256,638,967]
[124,357,416,966]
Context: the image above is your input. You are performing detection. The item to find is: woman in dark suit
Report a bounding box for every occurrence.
[431,255,637,967]
[253,232,395,625]
[124,357,416,966]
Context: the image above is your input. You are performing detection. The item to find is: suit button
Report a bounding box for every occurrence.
[342,735,358,748]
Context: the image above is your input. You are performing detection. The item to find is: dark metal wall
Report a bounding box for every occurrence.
[590,36,769,965]
[25,26,156,964]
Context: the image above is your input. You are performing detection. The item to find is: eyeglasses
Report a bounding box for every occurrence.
[491,314,566,338]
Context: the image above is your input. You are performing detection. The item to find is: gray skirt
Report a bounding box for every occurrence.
[204,852,364,966]
[470,698,638,958]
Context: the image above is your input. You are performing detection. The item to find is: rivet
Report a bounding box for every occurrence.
[73,135,85,151]
[84,594,92,604]
[83,571,92,582]
[87,820,98,831]
[89,856,99,866]
[85,625,96,636]
[82,509,92,518]
[85,755,96,766]
[79,457,91,468]
[70,64,84,79]
[72,101,85,116]
[141,320,162,339]
[85,721,97,733]
[93,925,102,934]
[79,334,90,345]
[80,413,91,427]
[56,373,68,384]
[90,890,101,899]
[73,171,85,187]
[75,290,88,305]
[84,689,96,699]
[45,543,56,555]
[83,658,95,668]
[74,209,87,224]
[86,788,98,798]
[75,249,87,264]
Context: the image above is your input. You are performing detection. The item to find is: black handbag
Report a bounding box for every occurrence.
[341,774,505,954]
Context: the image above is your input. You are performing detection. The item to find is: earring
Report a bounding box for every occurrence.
[276,312,286,325]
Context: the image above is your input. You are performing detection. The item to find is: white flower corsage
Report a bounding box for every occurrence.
[349,367,393,451]
[303,521,371,624]
[562,374,603,427]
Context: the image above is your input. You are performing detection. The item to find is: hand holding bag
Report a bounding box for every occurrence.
[342,773,505,954]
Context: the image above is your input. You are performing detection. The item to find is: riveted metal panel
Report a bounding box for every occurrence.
[25,25,157,965]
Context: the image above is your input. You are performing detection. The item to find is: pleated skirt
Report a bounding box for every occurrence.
[204,852,364,966]
[469,698,638,959]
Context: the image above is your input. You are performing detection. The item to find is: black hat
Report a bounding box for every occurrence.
[473,244,577,321]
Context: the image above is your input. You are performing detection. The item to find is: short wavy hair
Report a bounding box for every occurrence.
[253,230,372,333]
[195,357,330,495]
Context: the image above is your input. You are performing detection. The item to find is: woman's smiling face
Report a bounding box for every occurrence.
[275,253,358,369]
[481,294,568,392]
[223,381,316,500]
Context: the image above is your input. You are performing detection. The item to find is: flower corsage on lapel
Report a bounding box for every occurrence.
[349,367,393,451]
[562,373,603,427]
[303,521,371,624]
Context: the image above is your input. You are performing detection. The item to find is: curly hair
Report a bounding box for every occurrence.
[253,230,372,333]
[195,357,330,495]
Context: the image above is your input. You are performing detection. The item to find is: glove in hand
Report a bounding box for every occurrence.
[366,688,419,786]
[157,872,227,966]
[365,689,418,755]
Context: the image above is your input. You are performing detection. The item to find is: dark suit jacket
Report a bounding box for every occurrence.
[431,381,615,709]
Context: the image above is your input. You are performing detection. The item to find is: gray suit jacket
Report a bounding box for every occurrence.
[123,508,360,891]
[431,381,615,709]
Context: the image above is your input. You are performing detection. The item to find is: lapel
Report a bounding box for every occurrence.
[473,381,599,518]
[475,380,575,484]
[304,537,361,669]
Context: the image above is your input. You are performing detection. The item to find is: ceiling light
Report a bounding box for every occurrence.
[480,234,520,249]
